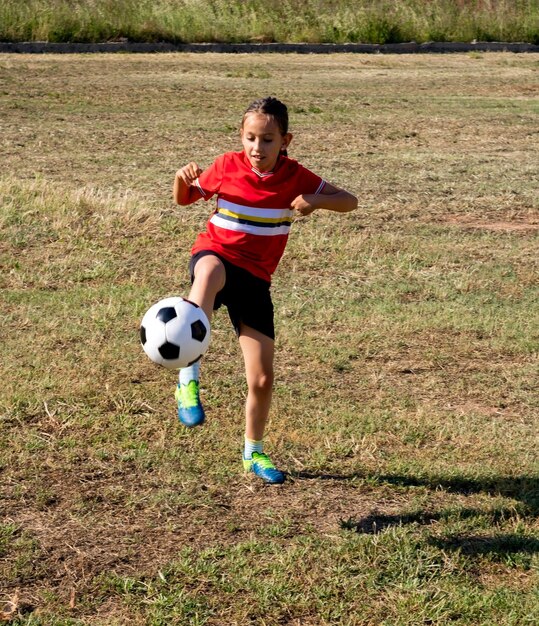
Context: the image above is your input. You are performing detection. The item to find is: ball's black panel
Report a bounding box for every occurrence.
[158,342,180,360]
[140,325,147,345]
[191,319,207,342]
[156,307,177,324]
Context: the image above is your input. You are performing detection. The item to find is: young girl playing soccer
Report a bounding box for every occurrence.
[173,97,357,484]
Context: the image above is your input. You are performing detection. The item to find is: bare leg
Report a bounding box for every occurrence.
[238,324,275,441]
[239,324,285,483]
[176,255,226,427]
[188,255,226,321]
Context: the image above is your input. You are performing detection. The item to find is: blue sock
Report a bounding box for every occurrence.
[244,437,263,460]
[178,361,200,386]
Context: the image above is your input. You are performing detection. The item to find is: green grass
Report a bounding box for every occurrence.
[95,531,538,625]
[1,52,538,624]
[0,0,538,44]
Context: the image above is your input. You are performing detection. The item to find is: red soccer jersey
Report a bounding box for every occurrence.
[189,151,325,282]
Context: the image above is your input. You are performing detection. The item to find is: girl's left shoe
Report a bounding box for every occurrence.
[175,381,205,427]
[243,452,286,484]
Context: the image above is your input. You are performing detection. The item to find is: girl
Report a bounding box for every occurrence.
[173,97,357,484]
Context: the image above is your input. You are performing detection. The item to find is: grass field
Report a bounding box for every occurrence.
[1,0,539,45]
[1,52,538,624]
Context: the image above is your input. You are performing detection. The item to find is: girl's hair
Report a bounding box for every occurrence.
[242,97,289,156]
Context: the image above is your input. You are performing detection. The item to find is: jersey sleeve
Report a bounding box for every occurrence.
[194,153,226,201]
[297,163,326,195]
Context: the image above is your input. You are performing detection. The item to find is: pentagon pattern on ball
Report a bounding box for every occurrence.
[191,319,207,343]
[156,307,177,324]
[158,341,180,360]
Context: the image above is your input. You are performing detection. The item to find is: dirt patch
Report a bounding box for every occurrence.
[2,473,390,620]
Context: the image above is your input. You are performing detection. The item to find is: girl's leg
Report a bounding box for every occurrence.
[177,254,226,427]
[239,324,274,441]
[188,254,226,321]
[239,324,284,484]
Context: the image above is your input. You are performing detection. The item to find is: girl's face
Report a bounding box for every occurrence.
[240,113,292,172]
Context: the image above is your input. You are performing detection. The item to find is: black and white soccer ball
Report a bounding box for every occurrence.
[140,296,210,369]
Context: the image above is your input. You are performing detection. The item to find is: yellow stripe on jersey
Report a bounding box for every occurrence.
[209,199,294,235]
[217,207,293,225]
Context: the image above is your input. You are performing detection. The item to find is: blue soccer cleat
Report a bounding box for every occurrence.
[243,452,285,484]
[175,381,205,427]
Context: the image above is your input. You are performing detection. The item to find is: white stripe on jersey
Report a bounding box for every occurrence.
[194,178,206,197]
[315,179,326,194]
[217,199,293,220]
[210,214,291,236]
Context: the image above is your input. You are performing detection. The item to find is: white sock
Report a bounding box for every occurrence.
[244,437,263,460]
[178,361,200,386]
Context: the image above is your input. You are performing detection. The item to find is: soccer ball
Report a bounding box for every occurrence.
[140,296,210,369]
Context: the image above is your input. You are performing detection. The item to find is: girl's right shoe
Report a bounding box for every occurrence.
[243,452,286,484]
[175,381,205,427]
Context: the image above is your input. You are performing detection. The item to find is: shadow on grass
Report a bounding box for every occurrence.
[292,471,539,514]
[293,471,539,557]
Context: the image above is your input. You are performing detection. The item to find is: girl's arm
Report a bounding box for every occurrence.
[174,162,203,205]
[291,182,357,216]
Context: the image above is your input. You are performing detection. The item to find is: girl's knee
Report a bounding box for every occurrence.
[248,370,274,394]
[193,256,226,291]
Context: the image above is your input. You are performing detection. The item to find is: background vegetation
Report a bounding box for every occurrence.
[1,51,538,624]
[0,0,538,44]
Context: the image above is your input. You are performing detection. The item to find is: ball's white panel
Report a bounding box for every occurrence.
[141,338,165,366]
[175,300,211,351]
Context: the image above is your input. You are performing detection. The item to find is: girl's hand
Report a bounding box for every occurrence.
[174,162,203,205]
[291,194,318,217]
[176,162,203,186]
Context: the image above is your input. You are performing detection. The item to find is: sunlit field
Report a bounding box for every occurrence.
[1,52,538,624]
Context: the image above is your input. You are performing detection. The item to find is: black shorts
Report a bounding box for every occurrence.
[189,250,275,340]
